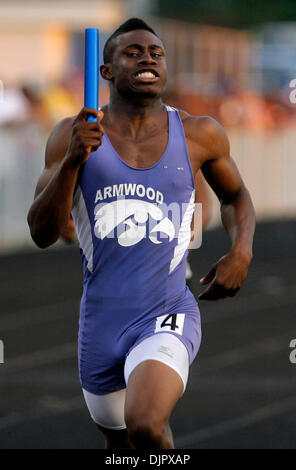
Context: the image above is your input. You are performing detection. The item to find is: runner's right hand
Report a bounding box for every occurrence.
[65,107,104,167]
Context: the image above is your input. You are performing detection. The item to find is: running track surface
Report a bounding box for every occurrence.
[0,220,296,449]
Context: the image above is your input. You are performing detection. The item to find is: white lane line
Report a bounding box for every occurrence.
[0,290,293,333]
[188,376,296,393]
[0,396,84,432]
[194,332,290,374]
[202,291,296,324]
[1,342,77,375]
[175,395,296,448]
[0,299,80,331]
[1,330,290,379]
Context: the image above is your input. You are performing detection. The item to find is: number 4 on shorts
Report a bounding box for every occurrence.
[155,313,185,335]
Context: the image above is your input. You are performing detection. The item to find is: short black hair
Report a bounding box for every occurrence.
[103,18,159,64]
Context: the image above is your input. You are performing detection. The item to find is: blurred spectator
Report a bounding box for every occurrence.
[165,82,295,132]
[41,81,77,126]
[1,73,295,133]
[0,87,31,126]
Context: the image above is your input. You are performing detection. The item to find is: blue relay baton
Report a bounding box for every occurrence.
[84,28,99,122]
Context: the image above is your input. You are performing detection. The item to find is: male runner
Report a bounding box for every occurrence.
[27,18,255,449]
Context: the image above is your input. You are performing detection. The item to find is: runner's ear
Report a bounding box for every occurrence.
[100,64,113,81]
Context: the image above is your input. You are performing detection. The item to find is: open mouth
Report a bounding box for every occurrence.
[134,70,159,82]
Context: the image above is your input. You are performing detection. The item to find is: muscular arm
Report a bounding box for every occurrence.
[195,170,212,229]
[27,118,78,248]
[200,119,255,258]
[27,107,103,248]
[187,116,256,300]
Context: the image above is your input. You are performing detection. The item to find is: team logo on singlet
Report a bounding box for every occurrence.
[94,198,175,247]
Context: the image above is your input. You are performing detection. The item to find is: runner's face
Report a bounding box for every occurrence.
[110,30,167,99]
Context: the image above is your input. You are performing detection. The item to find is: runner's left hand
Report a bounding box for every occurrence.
[198,250,251,300]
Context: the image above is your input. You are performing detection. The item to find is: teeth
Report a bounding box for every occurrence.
[137,72,156,78]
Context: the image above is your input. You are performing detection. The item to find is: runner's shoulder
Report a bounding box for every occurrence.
[178,108,230,157]
[47,116,75,148]
[45,116,75,167]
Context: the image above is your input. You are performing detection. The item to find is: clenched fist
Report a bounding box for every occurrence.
[66,107,104,167]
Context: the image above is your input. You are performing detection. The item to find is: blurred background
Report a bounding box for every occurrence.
[0,0,296,449]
